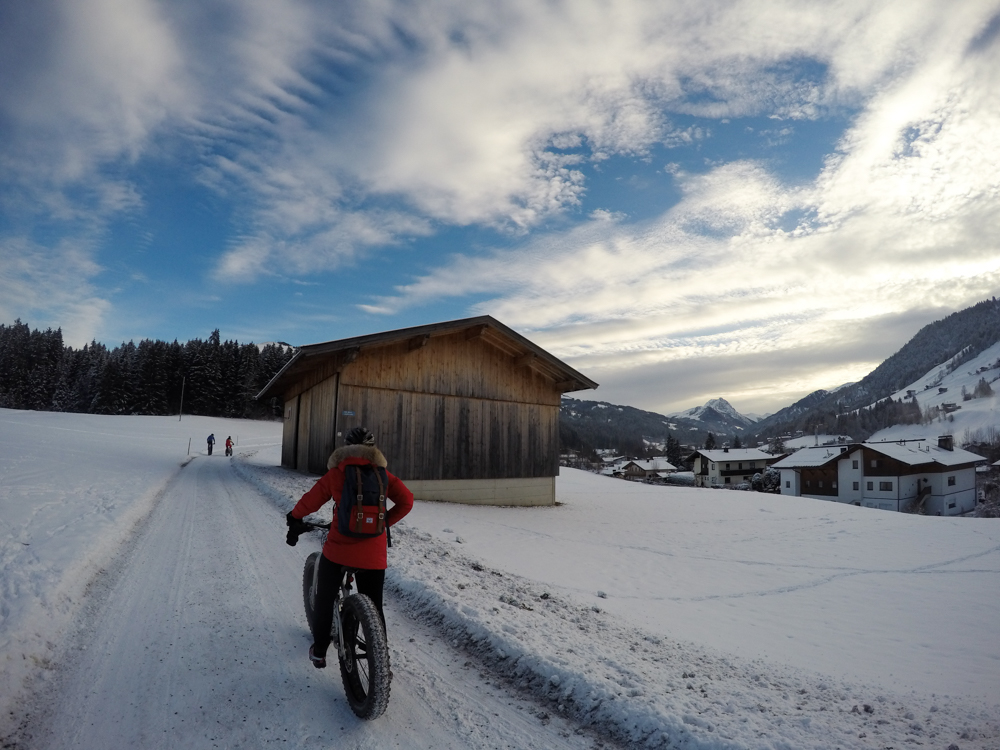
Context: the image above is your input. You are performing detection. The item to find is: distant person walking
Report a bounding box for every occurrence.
[225,436,233,456]
[207,433,215,455]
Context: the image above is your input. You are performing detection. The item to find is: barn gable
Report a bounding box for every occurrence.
[257,316,597,505]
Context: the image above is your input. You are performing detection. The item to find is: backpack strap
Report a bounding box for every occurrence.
[351,465,388,536]
[375,467,386,534]
[353,466,365,530]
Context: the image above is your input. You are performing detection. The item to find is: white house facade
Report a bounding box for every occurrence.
[688,447,780,488]
[772,437,982,515]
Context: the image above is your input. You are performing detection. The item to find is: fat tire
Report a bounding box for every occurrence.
[339,593,391,720]
[302,552,320,638]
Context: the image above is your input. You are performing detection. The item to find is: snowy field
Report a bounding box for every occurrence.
[2,409,999,749]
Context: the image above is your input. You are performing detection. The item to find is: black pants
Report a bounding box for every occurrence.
[312,553,385,658]
[208,443,213,455]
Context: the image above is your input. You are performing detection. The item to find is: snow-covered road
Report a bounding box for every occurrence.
[11,455,608,750]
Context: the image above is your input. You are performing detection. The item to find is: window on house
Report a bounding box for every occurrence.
[818,480,823,488]
[852,460,858,469]
[948,502,956,509]
[832,481,837,489]
[749,462,756,469]
[738,463,743,470]
[724,477,731,484]
[867,481,874,491]
[711,463,715,470]
[805,480,811,488]
[947,476,956,486]
[785,480,790,488]
[879,481,893,491]
[853,482,859,491]
[725,463,731,470]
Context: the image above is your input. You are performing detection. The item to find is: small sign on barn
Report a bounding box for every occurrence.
[256,316,598,506]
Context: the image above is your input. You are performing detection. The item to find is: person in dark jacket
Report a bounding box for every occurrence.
[207,433,215,455]
[286,427,414,668]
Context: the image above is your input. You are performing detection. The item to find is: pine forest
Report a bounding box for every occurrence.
[0,321,294,420]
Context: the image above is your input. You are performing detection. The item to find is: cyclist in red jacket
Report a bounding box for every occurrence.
[286,427,414,668]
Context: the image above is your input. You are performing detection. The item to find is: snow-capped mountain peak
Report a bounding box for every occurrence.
[703,397,745,420]
[669,397,758,431]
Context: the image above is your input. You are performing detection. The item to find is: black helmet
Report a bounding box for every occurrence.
[345,426,375,446]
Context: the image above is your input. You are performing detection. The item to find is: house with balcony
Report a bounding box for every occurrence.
[686,447,781,487]
[772,436,983,515]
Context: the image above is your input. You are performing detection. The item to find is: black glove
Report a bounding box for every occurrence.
[286,512,310,546]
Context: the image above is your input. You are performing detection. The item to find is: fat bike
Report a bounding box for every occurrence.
[300,522,391,720]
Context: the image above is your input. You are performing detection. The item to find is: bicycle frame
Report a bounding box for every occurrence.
[303,522,357,668]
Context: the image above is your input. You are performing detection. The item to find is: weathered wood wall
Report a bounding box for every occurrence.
[281,394,299,468]
[335,385,558,479]
[287,329,562,478]
[296,389,312,472]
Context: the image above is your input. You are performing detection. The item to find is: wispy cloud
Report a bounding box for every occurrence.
[363,16,1000,413]
[0,236,110,347]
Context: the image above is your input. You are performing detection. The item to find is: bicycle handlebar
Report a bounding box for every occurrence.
[301,520,331,530]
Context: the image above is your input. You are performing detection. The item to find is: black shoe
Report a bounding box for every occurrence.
[309,645,326,669]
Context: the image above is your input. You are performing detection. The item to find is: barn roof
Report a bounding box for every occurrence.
[256,315,598,401]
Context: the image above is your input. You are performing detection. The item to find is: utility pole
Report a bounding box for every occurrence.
[178,376,186,421]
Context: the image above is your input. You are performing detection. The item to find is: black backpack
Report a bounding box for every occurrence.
[337,464,388,538]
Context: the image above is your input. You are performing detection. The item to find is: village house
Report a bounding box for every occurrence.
[686,447,781,487]
[772,436,983,515]
[256,316,597,506]
[619,457,678,480]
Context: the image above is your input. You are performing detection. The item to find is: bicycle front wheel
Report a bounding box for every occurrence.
[339,593,391,720]
[302,552,320,637]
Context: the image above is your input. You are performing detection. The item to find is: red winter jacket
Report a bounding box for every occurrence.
[291,444,413,570]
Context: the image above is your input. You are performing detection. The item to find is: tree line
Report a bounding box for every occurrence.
[0,320,295,419]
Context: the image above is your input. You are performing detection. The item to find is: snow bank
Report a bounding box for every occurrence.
[234,448,1000,749]
[0,409,281,728]
[385,527,998,749]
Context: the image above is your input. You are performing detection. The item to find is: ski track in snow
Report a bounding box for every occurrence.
[4,454,615,750]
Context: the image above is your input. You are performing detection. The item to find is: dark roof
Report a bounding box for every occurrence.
[256,315,598,400]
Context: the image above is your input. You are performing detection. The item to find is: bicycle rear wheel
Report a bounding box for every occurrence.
[339,593,391,720]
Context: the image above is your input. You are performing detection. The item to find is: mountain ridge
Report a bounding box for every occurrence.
[562,296,1000,454]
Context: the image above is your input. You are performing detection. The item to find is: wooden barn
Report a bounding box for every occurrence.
[256,316,598,506]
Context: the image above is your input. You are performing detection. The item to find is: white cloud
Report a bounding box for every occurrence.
[0,0,187,210]
[11,0,992,280]
[0,237,110,347]
[361,8,1000,412]
[205,0,1000,281]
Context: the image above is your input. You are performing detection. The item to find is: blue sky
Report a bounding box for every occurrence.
[3,1,1000,415]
